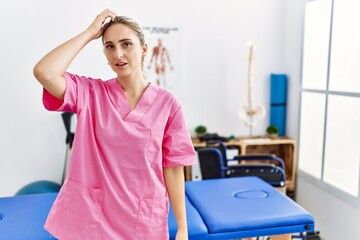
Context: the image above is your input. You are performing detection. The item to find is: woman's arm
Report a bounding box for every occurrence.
[33,9,116,100]
[163,166,188,240]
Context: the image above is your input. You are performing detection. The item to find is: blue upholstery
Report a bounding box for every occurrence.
[0,193,57,240]
[0,193,207,240]
[0,177,314,240]
[168,196,208,240]
[185,177,314,239]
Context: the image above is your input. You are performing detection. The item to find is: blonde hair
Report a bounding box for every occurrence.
[102,16,146,71]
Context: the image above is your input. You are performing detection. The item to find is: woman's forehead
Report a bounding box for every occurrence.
[103,24,138,42]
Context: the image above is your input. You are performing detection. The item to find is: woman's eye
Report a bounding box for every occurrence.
[122,42,132,48]
[105,45,114,49]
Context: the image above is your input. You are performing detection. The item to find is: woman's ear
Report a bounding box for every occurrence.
[142,44,148,56]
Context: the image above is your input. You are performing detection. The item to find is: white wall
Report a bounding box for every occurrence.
[297,176,360,240]
[0,0,286,196]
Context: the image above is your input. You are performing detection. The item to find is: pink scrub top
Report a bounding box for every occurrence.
[42,72,196,240]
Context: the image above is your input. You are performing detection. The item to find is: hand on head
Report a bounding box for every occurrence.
[86,9,117,40]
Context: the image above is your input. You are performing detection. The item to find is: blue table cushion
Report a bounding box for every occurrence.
[0,177,314,240]
[185,177,314,236]
[0,193,57,240]
[168,196,208,240]
[0,192,208,240]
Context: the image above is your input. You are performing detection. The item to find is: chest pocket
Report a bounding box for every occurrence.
[147,130,163,164]
[93,114,163,166]
[119,125,162,165]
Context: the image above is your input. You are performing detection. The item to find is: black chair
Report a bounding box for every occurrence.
[227,154,286,187]
[196,141,286,188]
[201,140,236,167]
[197,147,226,179]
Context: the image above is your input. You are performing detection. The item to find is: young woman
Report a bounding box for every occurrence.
[33,9,195,240]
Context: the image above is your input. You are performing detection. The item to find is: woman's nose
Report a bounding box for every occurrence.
[114,48,124,59]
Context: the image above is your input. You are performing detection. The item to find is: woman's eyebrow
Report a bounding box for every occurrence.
[118,38,132,42]
[104,38,132,45]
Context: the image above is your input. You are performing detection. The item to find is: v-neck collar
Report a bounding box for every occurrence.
[108,79,159,122]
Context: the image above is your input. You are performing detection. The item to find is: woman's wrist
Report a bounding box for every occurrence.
[81,28,98,42]
[177,222,188,232]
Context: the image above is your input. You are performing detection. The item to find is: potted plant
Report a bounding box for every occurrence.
[266,125,279,138]
[194,125,207,137]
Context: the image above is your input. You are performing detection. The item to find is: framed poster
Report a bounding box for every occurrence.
[143,26,183,97]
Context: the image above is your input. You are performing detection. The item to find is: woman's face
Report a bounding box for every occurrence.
[103,24,147,79]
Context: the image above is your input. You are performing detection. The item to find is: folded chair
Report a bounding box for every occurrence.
[228,154,286,188]
[196,141,286,188]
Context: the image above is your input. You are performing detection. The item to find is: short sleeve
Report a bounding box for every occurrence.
[42,72,88,113]
[162,106,196,167]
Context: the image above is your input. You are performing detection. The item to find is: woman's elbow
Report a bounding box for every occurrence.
[33,63,45,82]
[33,64,66,100]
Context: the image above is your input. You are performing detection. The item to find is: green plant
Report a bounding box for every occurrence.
[266,125,279,135]
[194,125,207,135]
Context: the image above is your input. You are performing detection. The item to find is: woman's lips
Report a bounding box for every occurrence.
[115,62,127,68]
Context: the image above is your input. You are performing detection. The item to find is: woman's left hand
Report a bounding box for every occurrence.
[85,9,117,40]
[175,229,188,240]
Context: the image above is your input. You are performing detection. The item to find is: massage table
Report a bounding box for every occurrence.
[0,177,314,239]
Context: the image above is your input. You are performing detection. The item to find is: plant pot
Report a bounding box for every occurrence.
[268,133,278,139]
